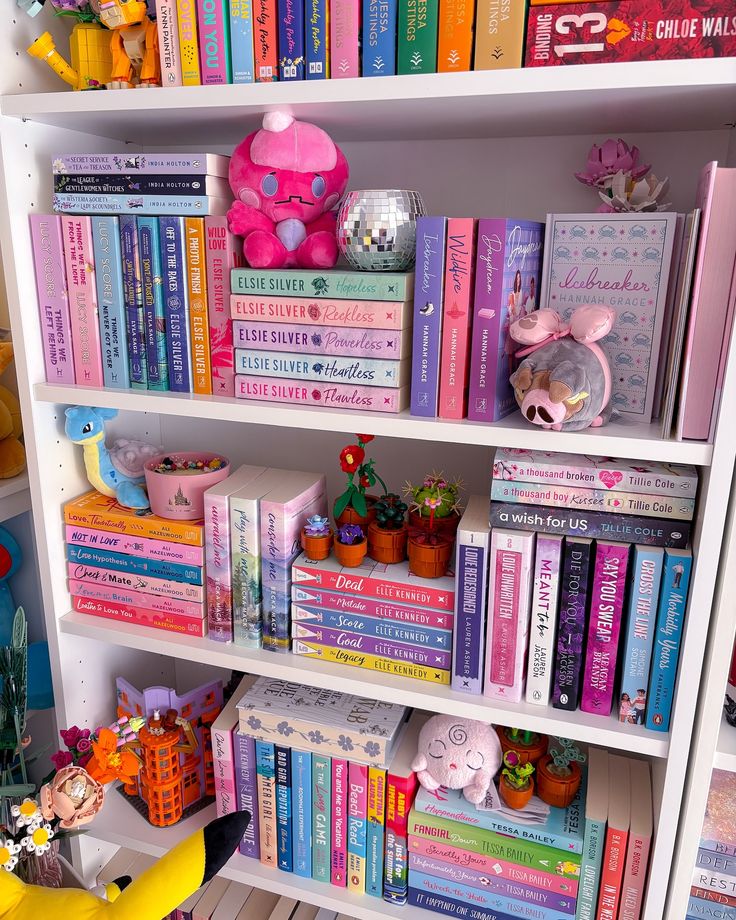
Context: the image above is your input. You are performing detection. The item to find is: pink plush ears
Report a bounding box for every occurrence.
[510,309,566,345]
[510,305,615,346]
[250,112,339,172]
[568,305,615,344]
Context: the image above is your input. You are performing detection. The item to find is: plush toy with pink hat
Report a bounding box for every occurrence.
[227,113,350,269]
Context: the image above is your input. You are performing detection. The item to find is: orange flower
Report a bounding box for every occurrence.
[86,728,140,785]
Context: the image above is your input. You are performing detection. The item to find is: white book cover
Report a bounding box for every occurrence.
[267,897,298,920]
[235,888,279,919]
[525,534,564,706]
[210,883,253,920]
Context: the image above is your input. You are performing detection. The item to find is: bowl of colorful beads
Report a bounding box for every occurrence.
[144,452,230,520]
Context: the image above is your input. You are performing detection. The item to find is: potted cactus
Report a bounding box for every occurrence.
[406,472,463,538]
[536,738,586,809]
[496,727,548,766]
[499,751,535,810]
[334,434,387,528]
[334,524,368,568]
[301,514,333,561]
[368,493,409,564]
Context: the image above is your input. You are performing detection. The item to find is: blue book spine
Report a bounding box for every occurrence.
[409,888,534,920]
[575,815,606,920]
[137,217,169,391]
[234,731,260,859]
[312,754,331,882]
[119,215,147,388]
[687,896,736,920]
[646,548,692,732]
[159,217,192,392]
[230,0,255,81]
[305,0,328,78]
[411,215,447,417]
[384,826,409,904]
[410,871,576,916]
[278,0,305,79]
[618,546,664,728]
[90,216,130,389]
[294,606,451,648]
[54,193,224,216]
[367,817,385,897]
[275,744,293,871]
[362,0,396,75]
[292,749,312,878]
[66,544,202,585]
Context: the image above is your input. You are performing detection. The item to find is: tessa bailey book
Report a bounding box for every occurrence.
[411,216,447,417]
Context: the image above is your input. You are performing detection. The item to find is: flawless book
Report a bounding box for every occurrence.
[411,216,447,417]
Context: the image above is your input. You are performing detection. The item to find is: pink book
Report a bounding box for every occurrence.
[236,376,409,413]
[197,0,230,84]
[65,525,204,566]
[211,692,239,817]
[619,759,652,920]
[330,0,359,76]
[438,218,477,419]
[332,757,348,886]
[581,541,630,716]
[61,216,104,387]
[678,163,736,440]
[68,578,205,619]
[205,217,243,398]
[156,0,183,86]
[347,760,368,893]
[71,594,207,637]
[67,562,205,602]
[484,529,535,703]
[710,234,736,442]
[30,215,76,384]
[230,295,412,330]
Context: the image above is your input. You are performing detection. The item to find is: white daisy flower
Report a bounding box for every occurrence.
[21,823,54,854]
[0,838,21,872]
[11,798,42,829]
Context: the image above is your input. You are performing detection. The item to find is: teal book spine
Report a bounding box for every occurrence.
[575,815,606,920]
[90,215,130,389]
[230,0,255,81]
[137,216,169,390]
[312,754,332,882]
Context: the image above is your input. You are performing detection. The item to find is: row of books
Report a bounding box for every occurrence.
[690,770,736,920]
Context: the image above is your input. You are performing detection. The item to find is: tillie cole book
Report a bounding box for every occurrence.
[411,216,447,417]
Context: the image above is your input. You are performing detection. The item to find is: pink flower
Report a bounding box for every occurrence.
[575,139,650,189]
[40,766,104,830]
[51,750,73,771]
[60,726,82,749]
[76,737,91,754]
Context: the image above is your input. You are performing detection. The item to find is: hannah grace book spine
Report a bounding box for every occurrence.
[278,0,306,78]
[275,744,293,871]
[197,0,232,83]
[30,215,75,384]
[119,215,147,388]
[230,0,255,82]
[234,731,260,859]
[292,749,312,878]
[305,0,329,77]
[439,218,476,419]
[363,0,398,75]
[137,216,169,390]
[62,215,104,387]
[397,0,439,73]
[156,0,183,86]
[525,534,564,707]
[185,217,212,394]
[90,215,131,389]
[347,761,368,892]
[411,216,447,417]
[312,754,332,882]
[159,216,193,392]
[205,217,243,398]
[552,537,592,711]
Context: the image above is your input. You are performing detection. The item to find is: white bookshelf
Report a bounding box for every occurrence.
[1,15,736,919]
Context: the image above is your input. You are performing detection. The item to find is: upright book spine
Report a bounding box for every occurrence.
[91,215,130,388]
[366,766,386,897]
[205,490,234,642]
[62,216,104,387]
[177,0,202,83]
[451,521,490,695]
[293,605,451,648]
[156,0,183,86]
[363,0,397,75]
[254,0,279,80]
[137,216,169,390]
[312,754,332,882]
[230,0,256,82]
[525,534,564,707]
[275,744,293,871]
[331,757,348,886]
[397,0,439,73]
[437,0,474,71]
[231,294,412,329]
[279,0,306,78]
[474,0,524,69]
[467,218,504,422]
[439,218,476,419]
[231,493,264,648]
[256,740,278,867]
[292,750,312,878]
[331,0,360,76]
[119,215,147,388]
[347,761,368,893]
[159,216,192,392]
[553,537,593,711]
[234,732,260,859]
[411,216,447,417]
[597,825,628,920]
[212,719,236,817]
[384,767,418,903]
[205,217,242,397]
[305,0,329,76]
[185,218,212,394]
[237,376,407,413]
[197,0,232,83]
[291,622,451,669]
[66,544,202,584]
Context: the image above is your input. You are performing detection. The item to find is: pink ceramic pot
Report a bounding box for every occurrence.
[144,452,229,520]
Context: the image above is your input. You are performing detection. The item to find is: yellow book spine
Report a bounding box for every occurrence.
[473,0,525,70]
[185,218,212,395]
[291,641,451,684]
[176,0,202,84]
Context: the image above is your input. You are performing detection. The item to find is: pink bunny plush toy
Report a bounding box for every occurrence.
[412,715,503,805]
[227,112,349,269]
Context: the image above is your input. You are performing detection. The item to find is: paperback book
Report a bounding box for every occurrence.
[231,268,414,301]
[30,214,75,384]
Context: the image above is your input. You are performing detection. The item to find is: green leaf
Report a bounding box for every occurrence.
[333,491,352,518]
[0,783,35,797]
[353,491,367,517]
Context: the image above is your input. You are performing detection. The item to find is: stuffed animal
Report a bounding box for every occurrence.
[411,715,503,805]
[227,112,349,269]
[509,305,615,432]
[0,343,26,479]
[64,407,159,510]
[0,811,250,920]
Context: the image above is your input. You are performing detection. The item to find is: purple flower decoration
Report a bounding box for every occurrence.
[575,139,650,189]
[277,721,294,737]
[308,730,325,745]
[338,735,354,752]
[338,524,364,546]
[247,716,262,731]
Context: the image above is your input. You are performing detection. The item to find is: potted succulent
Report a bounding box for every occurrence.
[333,434,388,528]
[496,727,548,766]
[368,493,409,564]
[406,472,463,538]
[499,751,535,810]
[301,514,333,561]
[334,524,368,568]
[536,738,586,809]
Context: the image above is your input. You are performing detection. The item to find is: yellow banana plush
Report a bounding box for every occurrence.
[0,811,250,920]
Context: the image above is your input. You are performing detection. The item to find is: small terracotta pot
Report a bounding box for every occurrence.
[499,775,535,811]
[367,521,408,564]
[408,536,453,578]
[497,728,548,766]
[301,528,333,561]
[334,537,368,568]
[409,509,461,539]
[535,755,582,809]
[335,494,378,529]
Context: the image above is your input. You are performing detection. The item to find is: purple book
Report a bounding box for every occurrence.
[411,216,447,418]
[452,496,491,695]
[552,537,593,711]
[30,215,76,384]
[580,541,630,717]
[292,622,451,670]
[467,219,544,422]
[234,731,260,859]
[159,216,192,392]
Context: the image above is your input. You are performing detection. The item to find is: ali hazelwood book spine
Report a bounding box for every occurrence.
[553,537,593,711]
[525,534,563,707]
[411,216,447,417]
[112,216,146,387]
[398,0,439,73]
[275,744,293,871]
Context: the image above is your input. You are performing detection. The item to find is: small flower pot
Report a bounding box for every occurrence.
[144,452,230,520]
[499,775,535,811]
[368,521,408,564]
[334,537,368,568]
[408,536,453,579]
[497,728,548,766]
[409,509,461,539]
[301,528,333,561]
[535,755,582,809]
[335,494,378,529]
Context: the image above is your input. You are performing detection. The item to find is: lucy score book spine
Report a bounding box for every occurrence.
[411,216,447,417]
[525,534,563,707]
[552,537,592,711]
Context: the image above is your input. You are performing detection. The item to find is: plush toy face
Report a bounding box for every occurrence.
[64,407,118,445]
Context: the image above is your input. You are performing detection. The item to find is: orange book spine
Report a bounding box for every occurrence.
[473,0,525,70]
[596,826,629,920]
[185,218,212,395]
[254,0,279,81]
[438,0,475,71]
[64,492,205,546]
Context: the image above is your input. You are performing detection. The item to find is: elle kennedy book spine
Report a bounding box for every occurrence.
[580,541,630,716]
[553,536,593,711]
[411,216,447,417]
[30,215,75,384]
[279,0,306,79]
[525,533,563,707]
[439,218,477,419]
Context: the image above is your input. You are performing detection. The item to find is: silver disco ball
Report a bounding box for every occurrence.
[336,189,427,272]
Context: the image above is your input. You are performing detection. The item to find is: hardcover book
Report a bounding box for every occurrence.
[397,0,439,73]
[411,216,447,417]
[119,215,147,388]
[230,295,413,330]
[474,0,524,69]
[306,0,330,76]
[576,747,609,920]
[233,320,411,358]
[363,0,397,75]
[205,217,244,398]
[439,218,476,419]
[137,216,169,390]
[230,0,256,82]
[185,217,212,394]
[62,215,103,387]
[30,214,75,384]
[552,536,593,711]
[525,534,564,707]
[91,215,130,389]
[292,585,453,629]
[596,755,630,920]
[231,268,414,301]
[197,0,232,83]
[279,0,306,78]
[159,216,192,392]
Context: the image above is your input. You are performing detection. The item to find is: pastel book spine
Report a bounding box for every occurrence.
[119,215,147,388]
[437,0,474,71]
[292,750,312,877]
[182,218,212,394]
[66,545,202,584]
[90,215,130,389]
[474,0,524,69]
[409,870,576,915]
[291,622,451,669]
[62,216,104,387]
[234,320,410,359]
[237,376,408,413]
[439,218,476,419]
[137,216,169,390]
[234,731,260,859]
[52,154,231,176]
[484,529,536,703]
[256,740,278,868]
[231,268,414,301]
[177,0,202,83]
[53,194,229,216]
[235,349,407,387]
[384,760,418,904]
[230,0,256,82]
[366,767,386,898]
[197,0,232,83]
[71,595,207,637]
[451,501,491,694]
[159,217,192,392]
[231,295,413,330]
[331,0,360,76]
[331,758,348,886]
[292,642,451,685]
[690,888,736,910]
[305,0,329,76]
[646,548,692,732]
[205,493,233,642]
[411,216,447,417]
[30,215,76,384]
[696,850,736,878]
[688,896,736,919]
[347,761,368,893]
[363,0,397,75]
[205,217,243,398]
[68,563,205,602]
[64,491,205,545]
[692,871,736,896]
[581,542,630,716]
[467,218,504,421]
[292,588,453,629]
[156,0,183,86]
[69,579,205,619]
[212,710,236,818]
[312,754,332,882]
[397,0,439,73]
[275,744,293,871]
[553,537,593,711]
[279,0,306,78]
[254,0,279,80]
[231,493,263,648]
[619,761,651,920]
[525,534,564,706]
[293,605,451,648]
